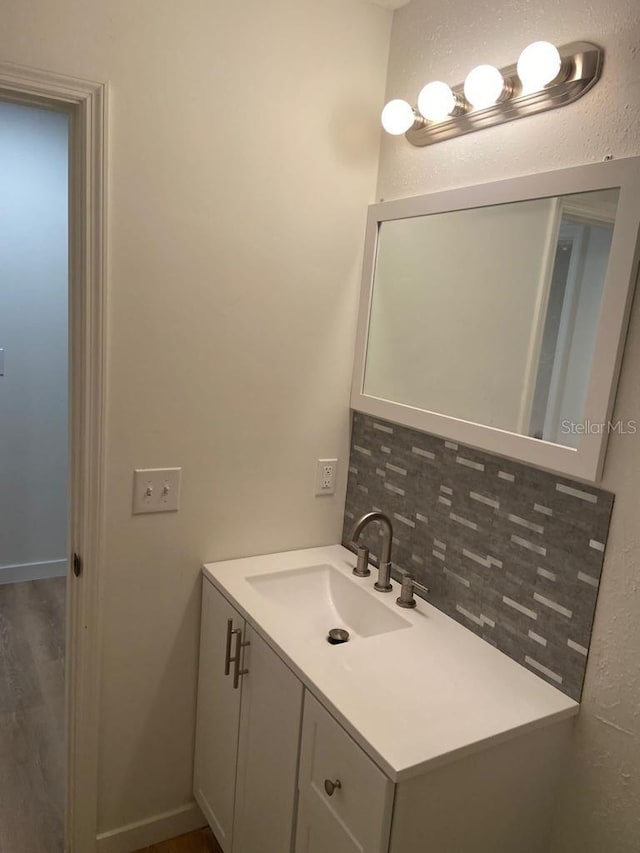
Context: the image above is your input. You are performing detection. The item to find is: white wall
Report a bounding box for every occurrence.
[0,101,68,578]
[379,1,640,850]
[0,0,392,839]
[365,198,554,431]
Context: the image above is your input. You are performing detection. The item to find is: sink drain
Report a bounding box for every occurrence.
[327,628,350,645]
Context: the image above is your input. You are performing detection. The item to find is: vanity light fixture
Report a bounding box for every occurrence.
[463,65,506,109]
[417,81,459,122]
[380,98,423,135]
[381,40,603,147]
[517,40,562,93]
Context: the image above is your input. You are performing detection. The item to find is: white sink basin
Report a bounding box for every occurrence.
[247,563,411,641]
[204,545,579,781]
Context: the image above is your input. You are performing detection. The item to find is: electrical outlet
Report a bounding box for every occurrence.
[133,468,182,514]
[315,458,337,496]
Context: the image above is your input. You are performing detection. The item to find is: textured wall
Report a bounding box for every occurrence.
[378,0,640,201]
[0,0,392,838]
[379,2,640,850]
[0,102,68,573]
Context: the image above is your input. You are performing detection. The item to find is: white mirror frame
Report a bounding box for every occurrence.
[351,158,640,482]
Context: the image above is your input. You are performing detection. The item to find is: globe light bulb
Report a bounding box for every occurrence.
[381,99,416,135]
[463,65,505,109]
[517,41,562,94]
[417,81,457,122]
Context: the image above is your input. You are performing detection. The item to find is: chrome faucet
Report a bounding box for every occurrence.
[350,511,393,592]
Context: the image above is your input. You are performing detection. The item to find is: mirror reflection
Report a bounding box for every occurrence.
[363,188,619,448]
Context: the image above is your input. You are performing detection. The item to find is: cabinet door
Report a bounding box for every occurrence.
[232,624,304,853]
[295,692,394,853]
[193,579,244,851]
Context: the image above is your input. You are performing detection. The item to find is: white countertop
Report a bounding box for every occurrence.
[203,545,578,783]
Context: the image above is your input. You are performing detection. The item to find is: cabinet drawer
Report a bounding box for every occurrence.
[296,692,393,853]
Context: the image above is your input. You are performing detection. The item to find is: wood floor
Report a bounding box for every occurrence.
[0,578,219,853]
[135,828,222,853]
[0,577,66,853]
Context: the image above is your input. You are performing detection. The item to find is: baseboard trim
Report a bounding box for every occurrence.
[96,801,206,853]
[0,558,67,585]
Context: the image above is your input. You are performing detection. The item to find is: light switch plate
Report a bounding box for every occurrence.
[133,468,182,514]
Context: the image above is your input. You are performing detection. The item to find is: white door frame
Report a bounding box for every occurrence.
[0,61,107,852]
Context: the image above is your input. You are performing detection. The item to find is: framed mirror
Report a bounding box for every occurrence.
[351,158,640,481]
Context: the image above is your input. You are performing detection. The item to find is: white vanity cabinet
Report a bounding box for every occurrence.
[196,550,577,853]
[293,690,572,853]
[193,578,303,853]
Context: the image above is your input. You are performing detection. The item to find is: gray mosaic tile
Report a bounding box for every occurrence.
[342,412,615,701]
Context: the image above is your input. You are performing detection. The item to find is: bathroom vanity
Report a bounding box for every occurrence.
[194,545,578,853]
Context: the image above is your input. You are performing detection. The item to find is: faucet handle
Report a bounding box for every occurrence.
[396,574,430,609]
[352,545,371,577]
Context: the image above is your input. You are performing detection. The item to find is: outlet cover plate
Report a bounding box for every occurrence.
[133,468,182,514]
[315,458,338,496]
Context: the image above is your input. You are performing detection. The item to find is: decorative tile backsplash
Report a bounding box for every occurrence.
[342,412,615,701]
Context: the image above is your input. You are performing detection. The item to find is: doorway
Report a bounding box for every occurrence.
[0,62,106,853]
[0,98,70,851]
[528,199,617,446]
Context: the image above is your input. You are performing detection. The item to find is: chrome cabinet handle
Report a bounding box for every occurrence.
[224,619,235,675]
[324,778,342,796]
[232,628,250,689]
